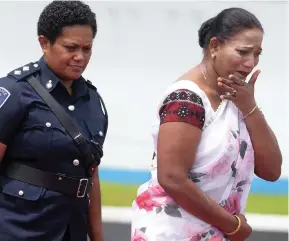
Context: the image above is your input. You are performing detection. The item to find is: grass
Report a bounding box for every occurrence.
[246,194,288,215]
[101,182,139,207]
[100,182,288,215]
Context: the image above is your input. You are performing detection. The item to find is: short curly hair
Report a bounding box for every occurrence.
[37,1,97,44]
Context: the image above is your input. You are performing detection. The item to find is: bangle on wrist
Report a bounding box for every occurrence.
[224,215,242,236]
[242,105,258,119]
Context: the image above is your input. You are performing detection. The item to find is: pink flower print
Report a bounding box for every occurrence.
[235,167,249,184]
[164,196,174,204]
[208,236,223,241]
[152,196,175,207]
[237,136,241,148]
[235,145,254,183]
[135,190,162,211]
[211,155,231,176]
[190,234,201,241]
[132,229,148,241]
[223,192,242,214]
[183,223,204,238]
[149,184,166,197]
[243,145,254,168]
[212,228,224,237]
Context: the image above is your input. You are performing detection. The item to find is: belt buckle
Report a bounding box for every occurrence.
[77,178,89,198]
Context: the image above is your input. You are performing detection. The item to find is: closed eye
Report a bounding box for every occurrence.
[65,46,76,52]
[83,47,92,52]
[237,49,249,56]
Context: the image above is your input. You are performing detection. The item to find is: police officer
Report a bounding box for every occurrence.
[0,1,108,241]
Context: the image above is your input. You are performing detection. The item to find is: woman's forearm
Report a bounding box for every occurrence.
[88,168,103,241]
[244,108,282,181]
[160,177,238,233]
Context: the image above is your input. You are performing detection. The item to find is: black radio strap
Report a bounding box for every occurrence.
[25,75,103,176]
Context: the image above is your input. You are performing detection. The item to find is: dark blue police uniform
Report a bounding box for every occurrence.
[0,56,107,241]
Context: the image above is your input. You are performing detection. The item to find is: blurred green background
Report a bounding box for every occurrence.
[100,182,288,215]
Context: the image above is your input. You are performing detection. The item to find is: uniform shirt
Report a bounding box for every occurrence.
[0,56,107,177]
[0,56,108,241]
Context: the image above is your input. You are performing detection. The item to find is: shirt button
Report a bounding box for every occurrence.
[46,122,51,127]
[99,131,103,137]
[73,159,80,166]
[68,105,75,111]
[18,190,24,196]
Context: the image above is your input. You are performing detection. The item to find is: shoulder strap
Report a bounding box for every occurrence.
[8,61,40,81]
[25,75,103,176]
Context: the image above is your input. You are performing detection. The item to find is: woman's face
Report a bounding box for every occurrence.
[39,24,93,81]
[212,28,263,80]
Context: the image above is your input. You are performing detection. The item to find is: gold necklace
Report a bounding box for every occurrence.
[199,64,220,98]
[199,64,224,129]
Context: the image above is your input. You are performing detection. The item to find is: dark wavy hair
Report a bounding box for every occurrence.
[37,1,97,44]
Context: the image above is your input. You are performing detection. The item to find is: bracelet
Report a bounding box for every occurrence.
[242,105,258,119]
[224,215,242,236]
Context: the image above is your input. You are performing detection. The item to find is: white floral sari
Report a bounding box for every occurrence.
[131,80,255,241]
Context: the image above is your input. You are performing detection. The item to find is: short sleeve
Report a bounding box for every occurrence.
[159,89,205,129]
[0,77,25,144]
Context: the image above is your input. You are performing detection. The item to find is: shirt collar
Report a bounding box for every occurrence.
[38,56,60,93]
[38,56,89,98]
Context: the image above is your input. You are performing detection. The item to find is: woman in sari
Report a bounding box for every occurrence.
[131,7,282,241]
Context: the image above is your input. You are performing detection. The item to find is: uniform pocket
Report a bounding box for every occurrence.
[21,108,67,157]
[0,176,44,201]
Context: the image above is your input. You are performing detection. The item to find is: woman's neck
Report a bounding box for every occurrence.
[60,80,73,95]
[200,59,223,96]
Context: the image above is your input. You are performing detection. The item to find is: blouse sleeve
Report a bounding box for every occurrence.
[159,88,205,130]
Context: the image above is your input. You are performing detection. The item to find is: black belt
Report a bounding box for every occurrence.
[2,163,92,198]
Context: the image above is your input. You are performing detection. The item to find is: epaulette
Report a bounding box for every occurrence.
[7,61,40,81]
[85,79,97,91]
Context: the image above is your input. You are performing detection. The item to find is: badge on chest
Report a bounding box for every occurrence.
[0,87,11,108]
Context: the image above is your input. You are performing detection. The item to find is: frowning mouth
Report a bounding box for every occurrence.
[70,65,84,71]
[70,65,84,68]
